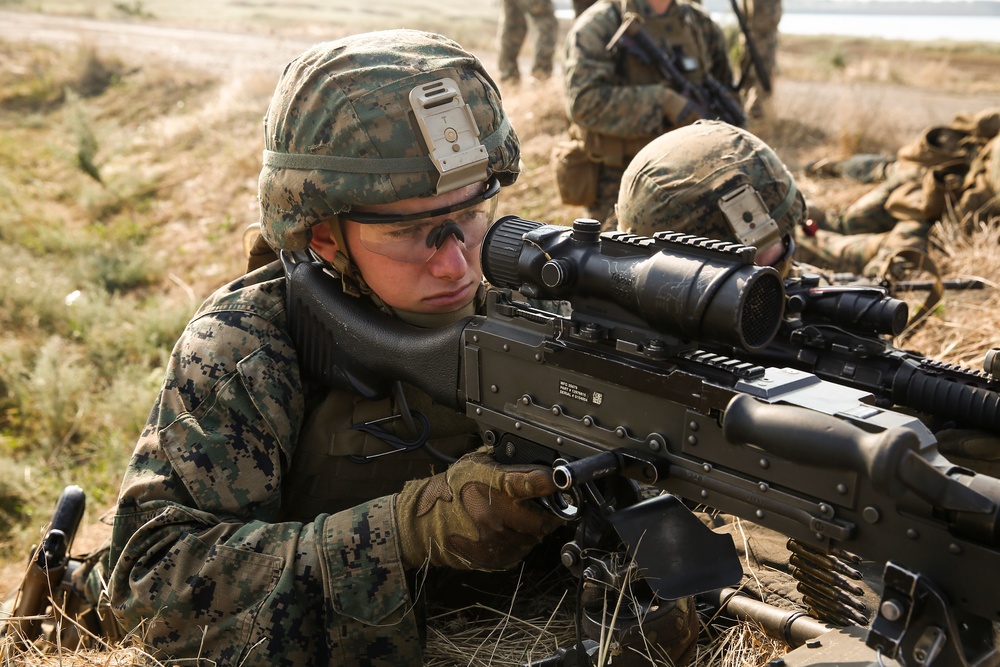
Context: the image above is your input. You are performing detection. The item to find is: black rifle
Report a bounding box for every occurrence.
[739,274,1000,434]
[728,0,772,94]
[606,14,747,128]
[284,217,1000,667]
[828,274,986,294]
[2,486,88,648]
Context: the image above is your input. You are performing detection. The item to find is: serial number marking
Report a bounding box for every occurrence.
[559,380,603,405]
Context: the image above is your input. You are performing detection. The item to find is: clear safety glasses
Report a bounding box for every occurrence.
[347,176,501,264]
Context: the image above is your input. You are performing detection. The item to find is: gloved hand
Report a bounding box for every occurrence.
[395,448,564,571]
[663,88,702,128]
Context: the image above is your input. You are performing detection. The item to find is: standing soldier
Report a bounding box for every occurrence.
[497,0,559,85]
[740,0,781,117]
[555,0,738,228]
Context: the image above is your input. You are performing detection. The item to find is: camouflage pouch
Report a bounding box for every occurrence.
[885,166,957,223]
[896,125,970,169]
[552,138,599,207]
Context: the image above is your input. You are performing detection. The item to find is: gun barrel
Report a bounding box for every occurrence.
[897,363,1000,433]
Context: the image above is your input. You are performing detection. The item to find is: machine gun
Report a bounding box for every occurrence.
[606,14,747,128]
[283,217,1000,667]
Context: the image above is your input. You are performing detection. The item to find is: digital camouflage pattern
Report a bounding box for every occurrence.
[497,0,558,82]
[799,108,1000,275]
[108,264,423,665]
[105,30,525,666]
[616,121,806,241]
[562,0,736,225]
[258,30,520,252]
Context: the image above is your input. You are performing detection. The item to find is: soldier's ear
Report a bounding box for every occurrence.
[309,220,340,263]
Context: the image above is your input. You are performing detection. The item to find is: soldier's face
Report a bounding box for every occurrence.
[311,182,488,314]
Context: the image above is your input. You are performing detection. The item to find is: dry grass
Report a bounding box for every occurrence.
[1,5,1000,667]
[902,214,1000,364]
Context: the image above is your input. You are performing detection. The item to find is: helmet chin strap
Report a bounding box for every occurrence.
[312,217,384,307]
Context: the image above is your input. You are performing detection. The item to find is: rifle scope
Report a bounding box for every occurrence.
[481,216,785,352]
[787,281,909,337]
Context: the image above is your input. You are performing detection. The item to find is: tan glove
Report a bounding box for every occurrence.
[395,448,564,571]
[663,88,702,128]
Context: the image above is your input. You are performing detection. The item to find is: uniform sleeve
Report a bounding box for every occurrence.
[107,306,422,666]
[563,6,671,138]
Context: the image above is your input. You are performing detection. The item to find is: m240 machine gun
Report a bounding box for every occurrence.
[284,217,1000,667]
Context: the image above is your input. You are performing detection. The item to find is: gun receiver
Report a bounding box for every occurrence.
[288,219,1000,667]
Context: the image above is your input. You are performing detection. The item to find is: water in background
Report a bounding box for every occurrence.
[555,6,1000,42]
[770,12,999,41]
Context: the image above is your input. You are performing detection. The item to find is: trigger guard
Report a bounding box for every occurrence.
[540,488,582,521]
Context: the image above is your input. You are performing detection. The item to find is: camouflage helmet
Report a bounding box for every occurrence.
[258,29,521,252]
[616,121,805,255]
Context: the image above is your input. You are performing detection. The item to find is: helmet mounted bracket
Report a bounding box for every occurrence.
[718,183,782,251]
[410,77,490,195]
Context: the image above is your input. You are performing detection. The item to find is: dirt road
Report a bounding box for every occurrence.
[0,9,316,76]
[3,7,1000,143]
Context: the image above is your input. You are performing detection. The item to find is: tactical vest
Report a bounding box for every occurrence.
[279,382,482,521]
[577,0,714,168]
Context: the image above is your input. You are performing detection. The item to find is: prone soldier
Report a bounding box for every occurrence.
[99,30,568,666]
[799,107,1000,276]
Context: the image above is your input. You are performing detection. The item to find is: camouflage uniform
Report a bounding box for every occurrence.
[798,108,1000,276]
[106,31,531,666]
[497,0,559,83]
[560,0,737,228]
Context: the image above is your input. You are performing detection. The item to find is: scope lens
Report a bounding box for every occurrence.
[741,274,785,349]
[804,290,909,336]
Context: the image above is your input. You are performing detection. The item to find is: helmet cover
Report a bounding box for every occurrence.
[616,121,805,246]
[258,29,521,251]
